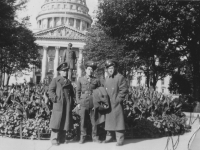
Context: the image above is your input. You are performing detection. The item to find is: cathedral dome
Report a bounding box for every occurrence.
[36,0,92,31]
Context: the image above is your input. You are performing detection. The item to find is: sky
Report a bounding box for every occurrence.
[18,0,98,30]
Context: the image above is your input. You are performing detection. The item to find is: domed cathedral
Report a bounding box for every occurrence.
[33,0,92,84]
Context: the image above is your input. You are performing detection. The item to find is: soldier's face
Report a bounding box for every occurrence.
[60,70,68,78]
[107,66,115,76]
[85,67,93,76]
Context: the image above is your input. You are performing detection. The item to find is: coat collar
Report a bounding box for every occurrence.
[56,76,71,85]
[107,72,118,78]
[84,75,96,83]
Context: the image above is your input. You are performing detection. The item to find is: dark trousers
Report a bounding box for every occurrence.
[50,129,66,144]
[105,130,124,143]
[80,107,98,140]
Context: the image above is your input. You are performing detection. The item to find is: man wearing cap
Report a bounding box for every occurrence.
[76,61,101,144]
[103,60,128,146]
[48,62,75,145]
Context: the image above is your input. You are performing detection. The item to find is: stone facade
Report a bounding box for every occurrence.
[36,0,92,31]
[33,0,91,84]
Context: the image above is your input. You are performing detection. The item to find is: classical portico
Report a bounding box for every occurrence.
[33,0,91,83]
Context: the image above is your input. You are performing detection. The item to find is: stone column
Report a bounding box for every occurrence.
[80,20,83,31]
[77,48,83,79]
[74,18,77,28]
[54,46,60,78]
[41,46,48,83]
[66,17,69,25]
[52,17,55,27]
[64,17,66,25]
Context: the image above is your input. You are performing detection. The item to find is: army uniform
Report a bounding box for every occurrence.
[76,61,101,143]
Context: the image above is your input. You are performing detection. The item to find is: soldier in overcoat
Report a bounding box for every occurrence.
[103,60,128,146]
[76,61,101,144]
[49,62,75,145]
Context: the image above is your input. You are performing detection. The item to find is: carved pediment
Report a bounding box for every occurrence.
[34,25,86,40]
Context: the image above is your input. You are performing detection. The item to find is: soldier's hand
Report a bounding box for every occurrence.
[77,104,80,110]
[103,104,108,109]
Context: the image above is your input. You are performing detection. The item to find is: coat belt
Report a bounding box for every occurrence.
[81,90,93,94]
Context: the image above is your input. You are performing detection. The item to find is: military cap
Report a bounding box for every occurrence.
[85,61,97,70]
[105,59,118,68]
[57,62,69,71]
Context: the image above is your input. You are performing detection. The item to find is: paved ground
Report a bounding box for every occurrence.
[0,114,199,150]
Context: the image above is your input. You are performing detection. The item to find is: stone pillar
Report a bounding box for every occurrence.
[64,17,66,25]
[77,48,83,79]
[44,18,48,29]
[74,18,77,28]
[52,17,55,27]
[58,17,61,25]
[54,46,60,78]
[66,17,69,25]
[41,46,48,83]
[80,20,83,31]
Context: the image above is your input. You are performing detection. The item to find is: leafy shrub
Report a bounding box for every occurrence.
[0,84,190,140]
[124,86,190,138]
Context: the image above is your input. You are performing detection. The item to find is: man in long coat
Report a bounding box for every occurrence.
[103,60,128,146]
[49,62,75,145]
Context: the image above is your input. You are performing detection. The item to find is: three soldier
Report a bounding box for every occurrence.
[48,59,128,146]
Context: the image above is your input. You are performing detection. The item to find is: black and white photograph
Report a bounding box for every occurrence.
[0,0,200,150]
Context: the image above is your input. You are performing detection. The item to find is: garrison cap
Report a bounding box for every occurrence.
[105,59,118,68]
[85,61,97,70]
[57,62,69,71]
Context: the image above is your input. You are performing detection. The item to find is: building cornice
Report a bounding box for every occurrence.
[36,10,92,23]
[34,24,86,36]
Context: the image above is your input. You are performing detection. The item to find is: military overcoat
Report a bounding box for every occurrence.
[48,76,74,130]
[104,73,128,131]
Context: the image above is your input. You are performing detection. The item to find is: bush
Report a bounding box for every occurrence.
[124,86,190,138]
[0,84,190,140]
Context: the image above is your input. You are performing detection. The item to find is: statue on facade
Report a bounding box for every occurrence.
[62,43,77,81]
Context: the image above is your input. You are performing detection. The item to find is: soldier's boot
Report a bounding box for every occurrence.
[79,136,86,144]
[103,131,114,143]
[51,140,60,146]
[50,129,60,146]
[93,136,102,143]
[58,130,66,144]
[103,136,114,143]
[116,131,124,146]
